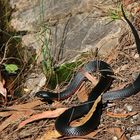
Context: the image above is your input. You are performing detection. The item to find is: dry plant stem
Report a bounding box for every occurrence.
[34,120,48,139]
[0,37,12,64]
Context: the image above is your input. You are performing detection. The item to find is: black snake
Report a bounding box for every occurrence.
[36,6,140,136]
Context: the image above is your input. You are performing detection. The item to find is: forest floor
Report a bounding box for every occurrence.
[0,2,140,140]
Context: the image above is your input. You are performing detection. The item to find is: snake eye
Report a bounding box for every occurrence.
[35,91,49,98]
[35,91,43,98]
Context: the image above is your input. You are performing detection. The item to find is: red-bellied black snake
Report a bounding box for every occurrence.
[35,6,140,136]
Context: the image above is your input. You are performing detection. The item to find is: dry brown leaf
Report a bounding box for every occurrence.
[77,83,88,102]
[106,111,137,118]
[0,111,14,117]
[17,108,67,130]
[78,95,102,126]
[71,95,102,127]
[107,127,127,140]
[0,100,44,132]
[81,70,98,86]
[0,110,33,132]
[0,78,7,98]
[8,100,43,111]
[123,0,133,6]
[36,129,61,140]
[86,127,104,137]
[77,71,98,102]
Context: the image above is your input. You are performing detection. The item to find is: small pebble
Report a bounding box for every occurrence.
[107,103,116,108]
[126,134,131,139]
[134,53,139,59]
[133,114,139,120]
[131,135,140,140]
[132,73,139,80]
[130,118,135,124]
[114,108,124,113]
[124,104,133,112]
[112,136,118,140]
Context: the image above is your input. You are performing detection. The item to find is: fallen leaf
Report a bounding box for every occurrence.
[0,110,33,132]
[0,100,43,132]
[71,95,102,127]
[36,129,61,140]
[77,95,102,126]
[106,111,137,118]
[0,111,14,117]
[77,71,98,102]
[0,78,7,98]
[123,0,133,6]
[107,127,127,140]
[80,70,98,86]
[17,108,67,130]
[8,100,43,111]
[86,127,105,137]
[77,83,89,102]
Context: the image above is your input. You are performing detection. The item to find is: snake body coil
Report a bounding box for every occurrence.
[36,7,140,136]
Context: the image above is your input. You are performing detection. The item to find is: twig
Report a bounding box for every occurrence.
[0,37,13,64]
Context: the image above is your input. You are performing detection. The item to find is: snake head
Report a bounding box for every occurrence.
[35,91,54,104]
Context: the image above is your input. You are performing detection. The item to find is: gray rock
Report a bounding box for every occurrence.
[9,0,122,63]
[112,136,118,140]
[124,104,133,112]
[132,114,139,120]
[24,72,46,96]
